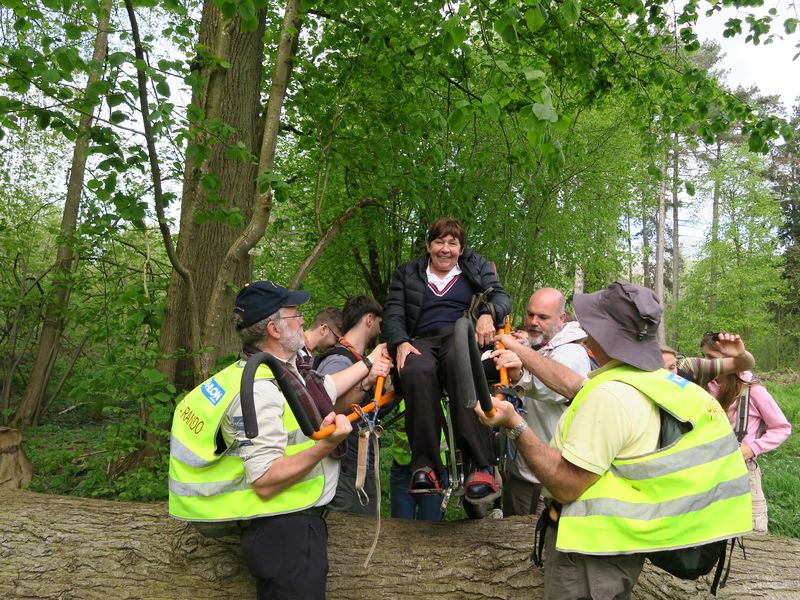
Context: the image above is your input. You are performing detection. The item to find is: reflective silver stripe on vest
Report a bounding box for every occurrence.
[563,474,750,520]
[169,473,249,496]
[171,434,216,468]
[169,462,325,497]
[287,429,307,446]
[610,434,739,481]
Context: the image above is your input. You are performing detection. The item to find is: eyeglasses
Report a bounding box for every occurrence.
[326,324,342,339]
[274,311,304,321]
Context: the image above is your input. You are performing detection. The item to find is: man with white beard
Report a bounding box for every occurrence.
[494,288,592,517]
[169,281,391,600]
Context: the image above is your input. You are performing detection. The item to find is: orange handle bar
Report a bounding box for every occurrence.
[493,316,511,392]
[310,376,394,440]
[481,318,512,419]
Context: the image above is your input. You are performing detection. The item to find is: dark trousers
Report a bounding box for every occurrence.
[240,513,328,600]
[502,471,544,517]
[399,332,493,475]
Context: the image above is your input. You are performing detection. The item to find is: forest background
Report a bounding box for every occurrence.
[1,0,798,534]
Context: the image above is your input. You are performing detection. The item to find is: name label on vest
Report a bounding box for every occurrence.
[201,378,225,406]
[178,405,205,435]
[667,372,689,388]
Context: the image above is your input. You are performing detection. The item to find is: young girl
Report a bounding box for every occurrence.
[701,333,792,533]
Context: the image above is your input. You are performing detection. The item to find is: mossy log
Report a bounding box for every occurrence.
[1,489,798,599]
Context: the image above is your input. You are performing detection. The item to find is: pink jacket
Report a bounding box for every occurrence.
[707,372,791,458]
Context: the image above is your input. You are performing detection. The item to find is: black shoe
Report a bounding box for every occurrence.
[409,467,440,494]
[464,468,498,502]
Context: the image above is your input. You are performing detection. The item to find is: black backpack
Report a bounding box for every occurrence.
[644,407,744,594]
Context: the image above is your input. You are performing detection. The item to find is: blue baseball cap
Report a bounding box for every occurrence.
[234,281,310,328]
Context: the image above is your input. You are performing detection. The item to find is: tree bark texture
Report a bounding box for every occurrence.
[2,489,798,599]
[198,0,302,384]
[0,429,32,489]
[157,2,266,390]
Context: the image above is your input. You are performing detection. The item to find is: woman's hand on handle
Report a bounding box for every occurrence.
[475,314,495,347]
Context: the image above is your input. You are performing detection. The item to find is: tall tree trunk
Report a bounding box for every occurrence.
[1,489,795,599]
[641,191,651,289]
[670,134,680,346]
[12,0,113,428]
[710,139,722,313]
[655,151,667,345]
[573,266,584,295]
[196,0,302,383]
[156,1,269,390]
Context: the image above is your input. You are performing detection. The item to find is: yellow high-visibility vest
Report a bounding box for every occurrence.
[556,365,751,554]
[169,361,325,522]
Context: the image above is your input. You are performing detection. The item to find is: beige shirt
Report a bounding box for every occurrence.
[550,361,661,476]
[223,356,340,506]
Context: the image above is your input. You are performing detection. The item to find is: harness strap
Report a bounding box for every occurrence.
[531,501,561,567]
[362,428,383,569]
[355,429,370,503]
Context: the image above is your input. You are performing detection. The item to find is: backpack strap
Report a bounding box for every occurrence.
[735,384,751,443]
[709,538,729,596]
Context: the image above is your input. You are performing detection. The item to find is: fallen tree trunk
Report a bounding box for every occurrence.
[1,489,798,599]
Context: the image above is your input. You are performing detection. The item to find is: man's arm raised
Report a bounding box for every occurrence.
[714,333,755,374]
[493,334,586,400]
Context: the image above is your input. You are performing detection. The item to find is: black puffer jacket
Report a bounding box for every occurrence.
[381,248,512,355]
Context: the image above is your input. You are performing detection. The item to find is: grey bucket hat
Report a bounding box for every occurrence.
[573,281,663,371]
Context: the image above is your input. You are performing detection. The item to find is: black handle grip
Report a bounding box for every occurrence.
[240,352,318,439]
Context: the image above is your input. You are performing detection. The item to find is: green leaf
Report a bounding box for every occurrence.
[64,22,84,40]
[142,368,166,384]
[561,0,580,25]
[531,102,557,122]
[186,103,205,122]
[273,180,290,203]
[42,68,61,84]
[156,80,170,96]
[201,172,222,192]
[647,164,662,179]
[107,93,127,108]
[495,15,518,45]
[110,111,128,124]
[256,170,280,193]
[685,181,695,196]
[523,67,546,81]
[53,47,81,72]
[186,143,212,163]
[36,111,51,129]
[448,106,469,130]
[525,6,546,31]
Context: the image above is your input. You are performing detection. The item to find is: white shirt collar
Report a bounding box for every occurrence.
[426,261,461,288]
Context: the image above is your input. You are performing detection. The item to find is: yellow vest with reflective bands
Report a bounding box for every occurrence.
[556,365,751,555]
[169,360,325,521]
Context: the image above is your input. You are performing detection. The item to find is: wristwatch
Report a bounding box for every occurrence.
[361,356,373,371]
[507,420,528,442]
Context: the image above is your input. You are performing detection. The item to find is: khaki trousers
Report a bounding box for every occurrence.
[748,460,768,534]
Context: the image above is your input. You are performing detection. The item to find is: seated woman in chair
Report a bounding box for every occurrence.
[381,218,511,502]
